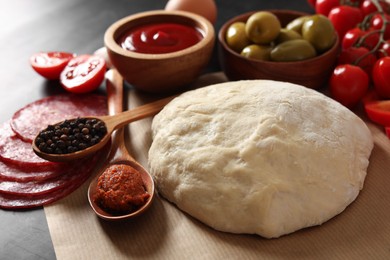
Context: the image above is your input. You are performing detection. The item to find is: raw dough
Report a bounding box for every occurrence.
[148,80,373,238]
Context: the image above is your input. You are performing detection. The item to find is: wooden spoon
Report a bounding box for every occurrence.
[88,69,154,220]
[32,80,175,162]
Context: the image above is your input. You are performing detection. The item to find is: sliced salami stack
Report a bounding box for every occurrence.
[0,94,108,209]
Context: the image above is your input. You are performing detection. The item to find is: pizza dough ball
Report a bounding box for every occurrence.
[148,80,373,238]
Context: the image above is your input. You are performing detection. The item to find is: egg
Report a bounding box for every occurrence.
[165,0,217,25]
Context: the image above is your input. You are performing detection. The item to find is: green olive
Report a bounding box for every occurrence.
[270,39,317,62]
[241,44,272,61]
[274,29,302,44]
[301,14,336,53]
[285,16,308,34]
[245,11,281,44]
[226,22,251,52]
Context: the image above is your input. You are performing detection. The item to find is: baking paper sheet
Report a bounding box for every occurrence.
[45,73,390,260]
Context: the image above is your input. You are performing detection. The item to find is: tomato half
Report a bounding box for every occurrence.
[329,64,369,108]
[364,95,390,126]
[60,54,106,94]
[30,52,75,80]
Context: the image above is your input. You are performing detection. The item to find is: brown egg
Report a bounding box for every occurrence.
[165,0,217,25]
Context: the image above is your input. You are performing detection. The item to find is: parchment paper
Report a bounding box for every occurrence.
[45,73,390,260]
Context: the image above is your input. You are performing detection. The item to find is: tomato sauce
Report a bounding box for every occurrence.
[118,23,203,54]
[94,164,150,214]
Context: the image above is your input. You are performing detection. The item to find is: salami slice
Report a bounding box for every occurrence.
[0,176,86,209]
[0,152,101,209]
[0,121,58,169]
[10,94,107,142]
[0,156,95,197]
[0,160,67,182]
[0,187,75,209]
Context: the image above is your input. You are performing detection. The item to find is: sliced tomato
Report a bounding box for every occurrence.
[60,54,106,94]
[363,91,390,126]
[385,126,390,138]
[30,52,75,80]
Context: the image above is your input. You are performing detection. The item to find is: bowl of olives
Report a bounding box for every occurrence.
[218,10,339,89]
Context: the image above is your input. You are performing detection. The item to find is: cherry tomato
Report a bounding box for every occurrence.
[60,54,106,94]
[363,91,390,126]
[342,27,380,50]
[386,126,390,138]
[370,13,390,40]
[307,0,316,8]
[315,0,340,16]
[30,52,75,80]
[378,40,390,58]
[330,64,369,108]
[372,57,390,98]
[364,102,390,125]
[328,6,364,40]
[338,47,377,74]
[360,0,390,16]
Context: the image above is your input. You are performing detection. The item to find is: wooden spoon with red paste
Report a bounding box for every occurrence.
[88,69,154,220]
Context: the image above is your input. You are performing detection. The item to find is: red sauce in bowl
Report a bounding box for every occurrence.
[118,23,203,54]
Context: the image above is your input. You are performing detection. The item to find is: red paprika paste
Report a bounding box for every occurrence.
[94,164,149,214]
[118,22,203,54]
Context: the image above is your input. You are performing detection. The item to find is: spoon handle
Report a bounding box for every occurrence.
[106,69,124,115]
[102,94,177,131]
[105,69,133,162]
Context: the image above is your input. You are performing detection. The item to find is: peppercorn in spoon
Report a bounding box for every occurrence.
[88,69,154,220]
[32,79,176,163]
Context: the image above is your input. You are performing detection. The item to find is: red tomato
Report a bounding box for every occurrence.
[60,54,106,94]
[328,6,364,40]
[338,47,377,74]
[30,52,75,80]
[315,0,340,16]
[370,13,390,40]
[329,64,369,108]
[365,102,390,126]
[363,91,390,126]
[378,40,390,58]
[307,0,316,8]
[342,28,380,50]
[386,126,390,138]
[372,57,390,98]
[360,0,390,16]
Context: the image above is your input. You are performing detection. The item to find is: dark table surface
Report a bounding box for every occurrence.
[0,1,312,259]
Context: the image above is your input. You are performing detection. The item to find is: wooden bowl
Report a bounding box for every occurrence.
[105,10,215,94]
[218,10,339,89]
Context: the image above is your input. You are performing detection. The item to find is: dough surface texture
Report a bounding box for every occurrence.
[148,80,373,238]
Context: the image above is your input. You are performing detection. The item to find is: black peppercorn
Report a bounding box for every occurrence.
[35,117,107,155]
